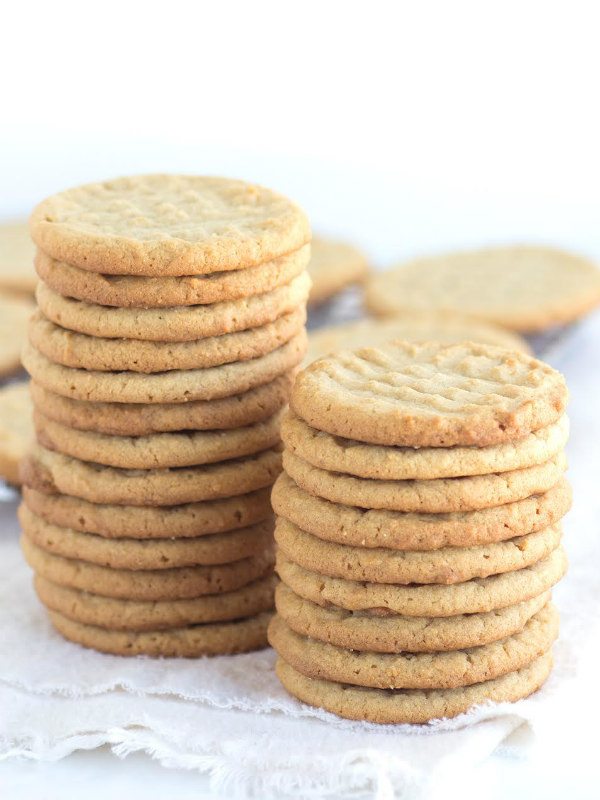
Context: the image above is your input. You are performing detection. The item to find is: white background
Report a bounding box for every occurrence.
[2,0,600,265]
[2,2,600,798]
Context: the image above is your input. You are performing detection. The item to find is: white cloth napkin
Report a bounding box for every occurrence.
[2,311,599,798]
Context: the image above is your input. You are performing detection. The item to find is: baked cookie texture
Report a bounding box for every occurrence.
[307,236,369,305]
[291,341,568,448]
[19,174,311,656]
[30,175,310,275]
[364,246,600,332]
[0,221,37,295]
[0,383,34,485]
[306,312,531,365]
[271,341,571,722]
[0,292,34,377]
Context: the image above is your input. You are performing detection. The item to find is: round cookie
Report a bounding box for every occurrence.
[19,504,273,569]
[28,307,305,373]
[34,409,283,469]
[22,534,274,601]
[275,583,550,653]
[274,518,562,585]
[282,410,569,480]
[0,382,34,485]
[22,485,272,540]
[49,608,272,657]
[20,445,282,506]
[306,313,531,364]
[307,236,369,305]
[0,292,33,377]
[36,574,276,630]
[21,331,306,403]
[30,175,311,276]
[36,271,311,341]
[0,221,37,295]
[283,450,567,513]
[276,547,567,617]
[30,373,294,436]
[272,473,572,550]
[34,245,309,308]
[275,652,553,724]
[364,246,600,332]
[291,341,568,447]
[269,605,558,689]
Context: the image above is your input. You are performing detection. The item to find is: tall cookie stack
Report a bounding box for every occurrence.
[270,341,570,723]
[18,174,311,657]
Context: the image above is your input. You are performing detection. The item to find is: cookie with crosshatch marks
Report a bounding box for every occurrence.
[290,341,568,448]
[30,175,311,276]
[21,332,306,403]
[268,604,558,689]
[49,609,272,657]
[275,651,553,724]
[34,245,310,308]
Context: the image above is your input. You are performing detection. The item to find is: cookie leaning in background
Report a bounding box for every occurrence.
[307,236,369,305]
[0,293,33,377]
[270,340,571,723]
[305,312,531,366]
[365,246,600,332]
[0,221,37,296]
[0,383,34,486]
[20,174,311,656]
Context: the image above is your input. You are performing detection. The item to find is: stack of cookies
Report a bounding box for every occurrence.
[18,174,311,657]
[270,341,570,723]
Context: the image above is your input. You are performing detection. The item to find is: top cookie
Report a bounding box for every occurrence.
[0,222,37,295]
[308,236,369,305]
[365,246,600,332]
[30,175,310,276]
[290,341,568,447]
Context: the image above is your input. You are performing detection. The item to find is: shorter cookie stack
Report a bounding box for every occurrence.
[19,174,311,657]
[270,341,570,723]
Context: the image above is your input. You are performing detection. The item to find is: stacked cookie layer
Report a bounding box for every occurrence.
[19,174,311,657]
[270,341,570,723]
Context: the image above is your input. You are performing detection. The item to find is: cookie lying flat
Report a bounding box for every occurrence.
[34,245,309,308]
[36,574,276,630]
[269,605,558,689]
[274,518,562,585]
[307,236,368,305]
[276,547,567,617]
[21,445,282,506]
[34,409,283,469]
[19,504,273,569]
[272,473,572,550]
[0,382,34,485]
[22,332,306,403]
[282,410,569,480]
[29,307,305,372]
[36,271,311,341]
[291,341,568,447]
[0,292,33,377]
[49,608,272,657]
[365,246,600,332]
[0,221,37,295]
[306,313,530,364]
[275,652,553,724]
[30,175,310,276]
[275,583,550,653]
[22,534,274,601]
[30,373,294,436]
[22,485,272,539]
[283,450,566,513]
